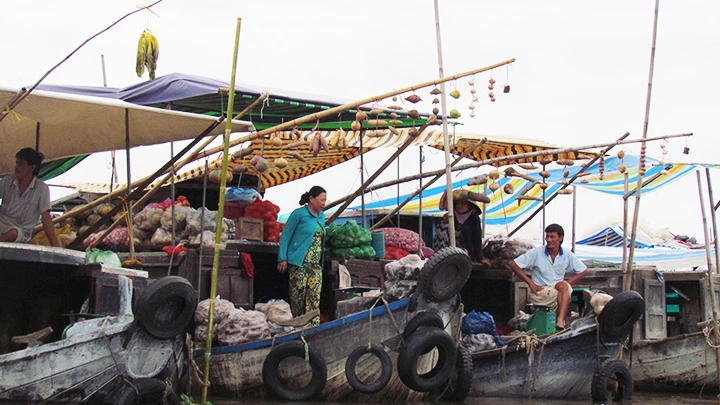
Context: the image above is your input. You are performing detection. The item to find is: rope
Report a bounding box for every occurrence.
[368,297,383,350]
[702,319,720,349]
[166,240,188,276]
[380,296,406,349]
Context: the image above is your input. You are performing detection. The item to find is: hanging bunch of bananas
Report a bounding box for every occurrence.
[136,30,159,80]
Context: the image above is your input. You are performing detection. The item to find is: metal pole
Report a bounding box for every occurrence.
[542,188,546,244]
[482,182,488,238]
[625,0,661,292]
[695,170,720,388]
[124,109,135,259]
[707,168,720,275]
[397,152,401,228]
[622,173,629,282]
[202,17,242,403]
[433,0,456,247]
[418,146,424,256]
[360,131,365,227]
[198,159,208,302]
[101,54,118,195]
[571,185,577,252]
[170,141,176,245]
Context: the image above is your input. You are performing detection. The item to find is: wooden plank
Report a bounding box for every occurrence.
[644,278,667,339]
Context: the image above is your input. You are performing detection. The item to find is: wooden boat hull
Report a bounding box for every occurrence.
[469,317,623,400]
[0,317,185,403]
[196,298,439,402]
[633,331,718,393]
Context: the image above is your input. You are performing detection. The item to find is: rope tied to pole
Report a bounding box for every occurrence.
[702,319,720,349]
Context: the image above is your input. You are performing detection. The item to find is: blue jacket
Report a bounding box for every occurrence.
[278,206,326,267]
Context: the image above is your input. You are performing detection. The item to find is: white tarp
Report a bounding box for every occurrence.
[0,86,254,175]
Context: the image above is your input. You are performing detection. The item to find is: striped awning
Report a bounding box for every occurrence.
[170,129,596,189]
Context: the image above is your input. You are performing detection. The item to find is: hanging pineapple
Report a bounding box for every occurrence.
[136,30,160,80]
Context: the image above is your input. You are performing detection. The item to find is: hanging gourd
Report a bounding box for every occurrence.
[468,77,477,118]
[136,30,159,80]
[617,149,626,174]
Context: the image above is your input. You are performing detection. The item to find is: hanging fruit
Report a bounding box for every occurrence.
[618,163,627,173]
[136,30,160,80]
[351,120,361,132]
[356,110,368,122]
[503,183,514,194]
[232,164,248,174]
[432,98,440,104]
[405,94,422,104]
[557,189,573,195]
[467,175,488,186]
[449,89,461,99]
[408,110,420,120]
[503,84,511,93]
[274,157,288,169]
[432,107,439,115]
[539,170,551,179]
[449,109,461,118]
[489,182,500,192]
[408,127,420,138]
[370,108,383,116]
[539,182,549,190]
[599,155,605,180]
[563,169,570,178]
[430,87,442,95]
[488,170,500,180]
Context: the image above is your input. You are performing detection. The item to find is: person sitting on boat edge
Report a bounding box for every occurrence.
[505,223,587,330]
[0,148,59,247]
[277,186,327,327]
[433,188,491,266]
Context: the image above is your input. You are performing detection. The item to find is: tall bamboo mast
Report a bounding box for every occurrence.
[202,18,242,403]
[625,0,661,292]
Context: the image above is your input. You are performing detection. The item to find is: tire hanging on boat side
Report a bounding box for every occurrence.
[402,311,444,341]
[135,276,198,340]
[106,377,180,405]
[418,247,472,302]
[345,344,393,394]
[262,340,327,401]
[441,346,473,401]
[597,291,645,342]
[397,326,456,392]
[591,359,633,402]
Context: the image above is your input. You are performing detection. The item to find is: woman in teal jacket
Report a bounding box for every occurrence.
[277,186,327,326]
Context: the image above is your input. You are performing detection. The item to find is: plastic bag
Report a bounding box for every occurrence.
[226,187,261,204]
[384,280,417,301]
[195,297,235,325]
[254,299,293,323]
[31,223,74,247]
[218,308,270,345]
[461,310,496,336]
[85,248,121,267]
[508,311,530,332]
[462,333,497,352]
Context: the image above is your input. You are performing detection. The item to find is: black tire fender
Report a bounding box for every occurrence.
[397,326,457,392]
[408,292,419,313]
[442,346,473,401]
[598,291,645,341]
[402,311,444,342]
[136,276,197,340]
[591,359,633,402]
[418,247,472,302]
[345,344,393,394]
[105,377,180,405]
[262,340,327,401]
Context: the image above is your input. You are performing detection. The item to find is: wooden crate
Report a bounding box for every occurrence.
[234,217,264,241]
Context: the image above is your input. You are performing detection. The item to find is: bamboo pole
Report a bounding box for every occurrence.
[188,58,516,165]
[434,0,456,247]
[695,170,720,388]
[571,185,577,252]
[481,181,488,238]
[707,168,720,275]
[417,146,424,255]
[507,132,632,237]
[124,109,135,259]
[625,0,661,293]
[622,166,670,199]
[360,130,366,227]
[368,140,485,231]
[326,132,690,215]
[202,18,242,403]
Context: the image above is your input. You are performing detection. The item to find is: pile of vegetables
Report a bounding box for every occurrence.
[326,220,375,260]
[381,227,425,253]
[244,199,283,243]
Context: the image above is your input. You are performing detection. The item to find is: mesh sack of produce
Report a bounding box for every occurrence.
[462,333,497,352]
[160,204,191,231]
[193,323,219,343]
[382,227,425,253]
[384,279,417,301]
[328,220,372,248]
[255,299,293,323]
[195,297,236,325]
[218,308,270,345]
[331,245,375,260]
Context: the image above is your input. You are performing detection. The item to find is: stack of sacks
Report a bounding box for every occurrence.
[245,199,282,243]
[462,333,497,353]
[255,299,294,335]
[383,254,425,301]
[194,297,235,343]
[481,235,534,268]
[326,220,375,260]
[507,311,530,333]
[382,228,426,259]
[218,308,270,345]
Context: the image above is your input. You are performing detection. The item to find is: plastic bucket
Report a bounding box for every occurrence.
[371,231,385,259]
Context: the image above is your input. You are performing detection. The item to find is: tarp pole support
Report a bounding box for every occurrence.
[481,182,488,238]
[622,173,629,284]
[418,146,424,256]
[571,185,577,252]
[35,122,40,152]
[125,108,135,259]
[622,166,670,200]
[706,168,720,276]
[360,130,365,228]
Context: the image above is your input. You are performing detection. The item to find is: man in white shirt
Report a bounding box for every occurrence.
[506,223,588,329]
[0,148,59,247]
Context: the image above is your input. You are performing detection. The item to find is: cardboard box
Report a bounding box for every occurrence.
[235,217,264,241]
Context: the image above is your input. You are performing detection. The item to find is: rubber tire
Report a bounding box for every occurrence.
[418,247,472,302]
[107,377,180,405]
[262,340,327,401]
[345,344,393,394]
[591,359,633,402]
[598,291,645,341]
[408,292,419,313]
[136,276,197,340]
[402,311,444,341]
[397,326,457,392]
[442,346,473,401]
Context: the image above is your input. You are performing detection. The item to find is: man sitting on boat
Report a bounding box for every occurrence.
[0,148,59,247]
[506,223,587,330]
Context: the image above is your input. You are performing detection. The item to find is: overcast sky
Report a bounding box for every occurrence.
[1,1,718,241]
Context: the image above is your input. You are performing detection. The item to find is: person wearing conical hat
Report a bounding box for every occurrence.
[433,188,491,266]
